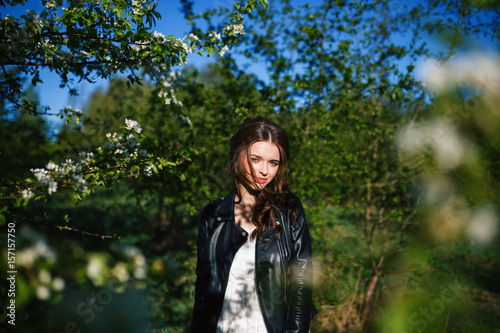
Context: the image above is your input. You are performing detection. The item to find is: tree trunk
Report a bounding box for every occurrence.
[361,273,379,325]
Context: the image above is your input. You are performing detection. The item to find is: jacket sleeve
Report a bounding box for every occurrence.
[191,204,211,332]
[285,196,315,333]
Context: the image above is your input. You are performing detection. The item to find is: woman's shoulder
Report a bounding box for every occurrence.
[288,192,304,210]
[290,192,301,203]
[200,189,235,220]
[287,192,307,226]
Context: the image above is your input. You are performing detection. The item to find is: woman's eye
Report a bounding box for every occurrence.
[251,158,259,163]
[270,161,279,167]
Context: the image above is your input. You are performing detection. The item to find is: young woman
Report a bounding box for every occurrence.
[192,117,316,332]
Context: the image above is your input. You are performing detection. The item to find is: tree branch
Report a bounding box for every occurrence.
[5,211,121,240]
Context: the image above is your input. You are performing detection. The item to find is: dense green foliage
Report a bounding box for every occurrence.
[1,0,499,332]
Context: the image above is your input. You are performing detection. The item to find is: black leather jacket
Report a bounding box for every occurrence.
[192,189,316,332]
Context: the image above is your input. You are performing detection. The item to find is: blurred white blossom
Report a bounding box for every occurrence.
[397,119,466,169]
[44,0,57,9]
[38,269,52,284]
[223,24,245,36]
[209,31,222,40]
[112,262,130,283]
[134,266,146,279]
[22,189,33,200]
[87,256,106,286]
[36,285,51,301]
[219,45,229,57]
[418,52,500,94]
[52,277,65,291]
[144,163,155,176]
[17,227,56,268]
[467,206,498,245]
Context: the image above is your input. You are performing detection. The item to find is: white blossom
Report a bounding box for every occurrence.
[127,133,139,147]
[223,24,245,36]
[397,119,466,169]
[134,254,146,267]
[31,168,49,182]
[181,115,193,126]
[134,266,146,279]
[125,119,142,133]
[144,163,155,176]
[152,31,166,42]
[181,41,193,54]
[187,33,200,42]
[131,0,148,15]
[46,162,57,170]
[74,174,87,192]
[52,277,65,291]
[208,31,222,40]
[219,45,229,57]
[87,256,106,286]
[112,262,130,283]
[34,241,54,260]
[17,227,56,268]
[122,245,141,258]
[467,206,498,245]
[18,248,37,268]
[48,179,57,194]
[36,285,51,301]
[39,269,52,284]
[79,151,94,165]
[418,52,500,94]
[22,189,33,200]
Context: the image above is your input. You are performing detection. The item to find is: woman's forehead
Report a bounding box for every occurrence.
[250,141,280,159]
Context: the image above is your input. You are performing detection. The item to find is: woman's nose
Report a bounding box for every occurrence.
[259,164,268,176]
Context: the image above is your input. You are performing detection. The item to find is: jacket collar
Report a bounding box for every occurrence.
[217,188,287,225]
[217,189,236,222]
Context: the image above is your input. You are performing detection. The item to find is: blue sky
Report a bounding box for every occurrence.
[2,0,270,132]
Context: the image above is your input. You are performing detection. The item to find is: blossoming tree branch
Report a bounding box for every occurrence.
[0,0,268,234]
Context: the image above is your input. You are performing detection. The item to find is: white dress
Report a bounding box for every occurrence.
[216,226,268,332]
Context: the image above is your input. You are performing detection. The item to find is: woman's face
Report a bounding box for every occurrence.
[245,140,280,189]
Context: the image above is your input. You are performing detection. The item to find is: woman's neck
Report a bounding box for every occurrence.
[236,185,256,206]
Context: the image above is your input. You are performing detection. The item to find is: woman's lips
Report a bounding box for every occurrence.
[256,177,267,184]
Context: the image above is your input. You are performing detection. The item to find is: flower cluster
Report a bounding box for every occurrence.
[15,226,66,301]
[87,245,148,286]
[223,24,245,36]
[418,52,500,95]
[105,130,143,157]
[144,163,155,177]
[131,0,147,15]
[15,225,149,302]
[208,31,222,40]
[43,0,57,9]
[401,51,500,246]
[36,269,65,301]
[25,119,157,200]
[397,120,467,170]
[58,106,84,124]
[125,118,142,133]
[17,226,56,268]
[30,157,88,195]
[219,45,229,57]
[157,71,184,107]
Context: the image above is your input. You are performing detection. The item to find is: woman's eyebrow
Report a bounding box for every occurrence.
[251,154,280,162]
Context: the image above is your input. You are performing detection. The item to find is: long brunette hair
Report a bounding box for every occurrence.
[228,116,296,240]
